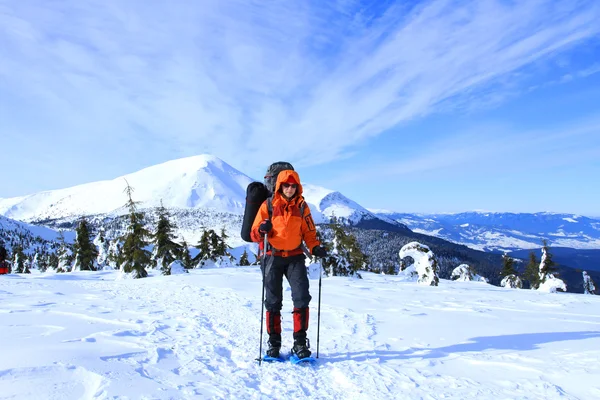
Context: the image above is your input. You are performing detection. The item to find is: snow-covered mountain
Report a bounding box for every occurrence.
[373,211,600,252]
[0,154,399,246]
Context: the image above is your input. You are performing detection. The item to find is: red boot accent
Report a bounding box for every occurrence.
[293,307,309,332]
[266,311,281,334]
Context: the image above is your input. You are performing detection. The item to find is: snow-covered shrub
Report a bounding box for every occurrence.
[399,242,439,286]
[501,274,523,289]
[582,271,596,295]
[538,276,567,293]
[451,264,489,282]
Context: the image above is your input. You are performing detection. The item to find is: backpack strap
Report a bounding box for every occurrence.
[267,196,273,220]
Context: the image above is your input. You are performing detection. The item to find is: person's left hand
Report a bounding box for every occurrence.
[312,246,328,258]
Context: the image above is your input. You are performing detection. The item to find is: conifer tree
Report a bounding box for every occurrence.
[73,217,99,271]
[500,254,522,288]
[179,240,194,270]
[500,254,517,277]
[94,229,110,269]
[37,252,49,273]
[239,249,250,266]
[48,252,59,271]
[152,202,181,275]
[12,245,25,273]
[582,271,596,295]
[523,251,540,289]
[539,239,559,283]
[320,218,366,277]
[119,180,151,278]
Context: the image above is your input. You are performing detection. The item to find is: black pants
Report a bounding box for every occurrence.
[261,254,311,312]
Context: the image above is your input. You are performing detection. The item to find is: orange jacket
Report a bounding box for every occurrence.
[251,170,320,254]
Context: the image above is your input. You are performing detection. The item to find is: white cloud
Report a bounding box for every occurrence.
[1,0,600,180]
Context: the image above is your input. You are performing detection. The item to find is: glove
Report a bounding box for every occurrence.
[259,219,272,234]
[312,245,328,258]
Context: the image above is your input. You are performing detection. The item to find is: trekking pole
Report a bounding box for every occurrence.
[316,257,323,358]
[256,233,268,365]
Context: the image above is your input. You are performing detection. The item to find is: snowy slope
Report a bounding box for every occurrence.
[374,211,600,251]
[1,268,599,399]
[0,155,254,222]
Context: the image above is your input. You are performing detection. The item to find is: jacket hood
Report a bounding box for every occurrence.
[274,170,303,197]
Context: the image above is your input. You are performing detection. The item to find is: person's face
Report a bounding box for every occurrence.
[281,183,297,198]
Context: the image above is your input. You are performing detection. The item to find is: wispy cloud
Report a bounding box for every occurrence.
[1,0,599,179]
[332,117,600,184]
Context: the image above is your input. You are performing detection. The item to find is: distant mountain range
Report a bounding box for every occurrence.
[0,155,401,247]
[372,211,600,252]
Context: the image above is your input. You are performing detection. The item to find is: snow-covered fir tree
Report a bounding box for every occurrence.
[106,240,120,270]
[152,203,182,275]
[320,217,366,278]
[451,264,473,281]
[36,252,49,273]
[451,264,488,282]
[72,217,99,271]
[12,245,25,273]
[537,240,566,293]
[119,181,152,279]
[523,251,540,289]
[193,228,232,267]
[582,271,596,295]
[399,242,439,286]
[239,249,250,266]
[93,228,110,269]
[179,240,194,270]
[499,254,522,289]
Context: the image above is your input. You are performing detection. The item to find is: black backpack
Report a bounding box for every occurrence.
[240,161,296,243]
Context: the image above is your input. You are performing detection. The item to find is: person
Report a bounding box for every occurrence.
[0,243,9,275]
[251,169,328,359]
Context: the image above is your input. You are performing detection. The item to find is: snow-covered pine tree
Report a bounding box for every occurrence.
[193,230,212,267]
[73,217,99,271]
[106,240,121,270]
[539,240,558,281]
[523,251,540,289]
[12,245,25,273]
[499,254,522,288]
[179,240,194,270]
[119,180,151,278]
[93,228,110,269]
[583,271,596,295]
[239,249,250,266]
[22,256,31,274]
[152,202,182,275]
[320,216,365,277]
[398,242,439,286]
[36,252,49,273]
[451,264,474,281]
[48,252,59,271]
[537,240,566,292]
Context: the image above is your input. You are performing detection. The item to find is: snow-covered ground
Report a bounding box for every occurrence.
[1,268,600,399]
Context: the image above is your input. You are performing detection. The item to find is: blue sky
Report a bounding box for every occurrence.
[1,0,599,215]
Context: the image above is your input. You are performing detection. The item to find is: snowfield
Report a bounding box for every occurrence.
[1,268,600,400]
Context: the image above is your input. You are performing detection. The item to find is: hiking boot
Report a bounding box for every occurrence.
[291,343,311,359]
[266,343,281,358]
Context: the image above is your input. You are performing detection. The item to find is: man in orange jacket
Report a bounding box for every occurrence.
[251,169,328,359]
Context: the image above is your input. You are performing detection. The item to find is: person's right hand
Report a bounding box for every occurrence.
[259,219,272,234]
